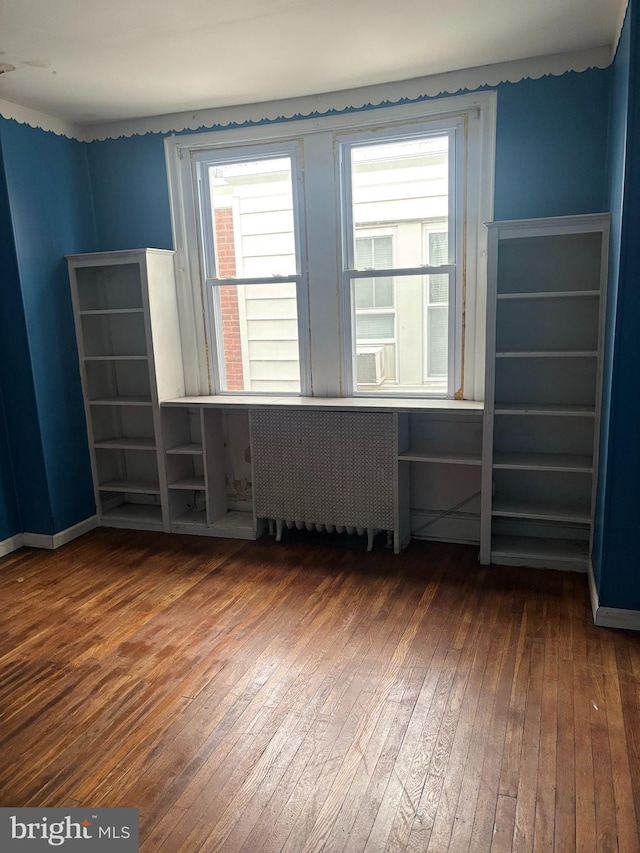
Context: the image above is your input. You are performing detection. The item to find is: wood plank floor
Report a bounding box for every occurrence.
[0,528,639,852]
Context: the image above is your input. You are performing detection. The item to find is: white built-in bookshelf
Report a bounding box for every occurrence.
[68,250,180,530]
[397,410,483,547]
[68,218,609,570]
[480,214,610,570]
[162,404,258,538]
[68,249,262,540]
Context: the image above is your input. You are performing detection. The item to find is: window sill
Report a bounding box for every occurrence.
[161,395,484,414]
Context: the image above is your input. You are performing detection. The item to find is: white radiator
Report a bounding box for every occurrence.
[250,409,396,551]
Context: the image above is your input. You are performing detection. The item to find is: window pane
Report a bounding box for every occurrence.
[429,275,448,304]
[210,157,297,279]
[355,234,393,270]
[215,281,300,393]
[351,136,449,270]
[374,277,394,307]
[355,237,373,269]
[355,278,374,309]
[427,305,448,376]
[355,276,394,308]
[350,274,448,394]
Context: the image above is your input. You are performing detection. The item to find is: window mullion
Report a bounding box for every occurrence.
[303,131,344,396]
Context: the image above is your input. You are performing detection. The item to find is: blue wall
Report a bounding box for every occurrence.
[494,70,610,220]
[86,69,611,253]
[87,133,173,250]
[0,385,20,541]
[0,118,97,534]
[594,5,631,593]
[596,0,640,611]
[0,139,42,537]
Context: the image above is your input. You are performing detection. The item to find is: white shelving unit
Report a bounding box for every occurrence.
[68,249,184,531]
[159,397,484,552]
[69,249,487,550]
[397,410,483,546]
[480,214,609,570]
[161,406,259,539]
[67,229,608,570]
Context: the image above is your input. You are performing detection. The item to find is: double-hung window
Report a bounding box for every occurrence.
[192,143,309,394]
[341,126,461,396]
[166,92,495,400]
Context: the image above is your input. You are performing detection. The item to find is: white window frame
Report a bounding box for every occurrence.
[165,92,495,399]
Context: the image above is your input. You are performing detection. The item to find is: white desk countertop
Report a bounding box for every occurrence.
[161,395,484,414]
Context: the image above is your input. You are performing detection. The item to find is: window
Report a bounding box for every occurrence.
[166,93,495,400]
[342,130,458,395]
[193,147,309,394]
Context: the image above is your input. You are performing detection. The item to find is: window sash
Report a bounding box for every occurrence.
[194,141,311,395]
[339,121,463,397]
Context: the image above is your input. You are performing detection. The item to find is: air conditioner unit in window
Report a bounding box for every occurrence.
[356,346,386,385]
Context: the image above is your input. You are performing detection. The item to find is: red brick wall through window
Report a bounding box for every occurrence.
[214,207,244,390]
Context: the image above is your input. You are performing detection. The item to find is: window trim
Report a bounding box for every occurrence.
[165,91,496,399]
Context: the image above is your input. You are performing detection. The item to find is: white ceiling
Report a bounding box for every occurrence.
[0,0,627,126]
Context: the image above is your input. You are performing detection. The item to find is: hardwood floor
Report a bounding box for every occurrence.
[0,528,639,852]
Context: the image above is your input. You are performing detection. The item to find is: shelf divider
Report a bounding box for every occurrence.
[492,452,593,472]
[399,449,482,465]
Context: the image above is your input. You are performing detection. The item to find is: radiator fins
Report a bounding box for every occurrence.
[270,519,381,552]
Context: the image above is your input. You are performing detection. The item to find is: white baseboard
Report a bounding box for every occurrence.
[23,515,99,551]
[588,561,640,631]
[0,532,25,557]
[587,560,599,622]
[593,606,640,631]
